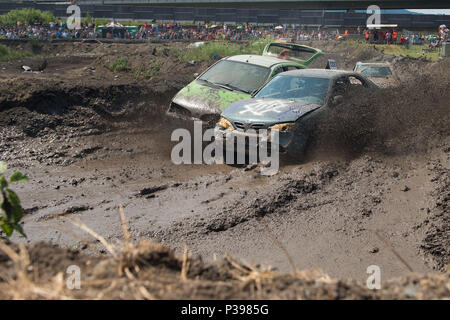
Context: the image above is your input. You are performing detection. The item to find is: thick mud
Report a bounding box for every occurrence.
[0,41,448,297]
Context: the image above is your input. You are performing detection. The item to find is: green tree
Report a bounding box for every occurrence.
[0,8,55,26]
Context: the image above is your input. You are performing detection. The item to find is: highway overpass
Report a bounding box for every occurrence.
[0,1,448,27]
[0,0,449,10]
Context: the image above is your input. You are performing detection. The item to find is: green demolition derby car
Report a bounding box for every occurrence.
[167,42,323,123]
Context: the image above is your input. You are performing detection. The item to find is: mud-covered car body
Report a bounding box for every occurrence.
[215,69,376,156]
[353,62,399,88]
[167,43,322,122]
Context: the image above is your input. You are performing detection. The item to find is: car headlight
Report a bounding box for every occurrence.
[216,117,233,130]
[270,122,298,132]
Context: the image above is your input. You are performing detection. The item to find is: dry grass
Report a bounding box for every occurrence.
[0,207,448,300]
[0,242,70,299]
[0,206,281,299]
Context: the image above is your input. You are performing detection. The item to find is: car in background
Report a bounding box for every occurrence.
[353,62,399,87]
[167,42,323,123]
[215,69,376,157]
[277,38,292,43]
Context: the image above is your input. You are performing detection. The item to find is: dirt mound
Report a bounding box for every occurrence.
[0,41,210,144]
[0,241,448,300]
[0,82,175,134]
[0,80,182,167]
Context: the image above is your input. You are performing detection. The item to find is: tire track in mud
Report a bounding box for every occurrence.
[154,151,446,279]
[201,163,340,234]
[155,162,346,245]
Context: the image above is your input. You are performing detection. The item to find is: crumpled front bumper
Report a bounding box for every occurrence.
[214,128,295,154]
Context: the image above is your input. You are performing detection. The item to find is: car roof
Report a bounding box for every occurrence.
[226,54,296,68]
[278,69,358,79]
[356,62,392,67]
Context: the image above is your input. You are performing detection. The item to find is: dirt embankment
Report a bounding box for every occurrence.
[0,241,448,299]
[0,40,448,299]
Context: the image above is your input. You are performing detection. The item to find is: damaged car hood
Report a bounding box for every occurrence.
[222,98,321,124]
[172,80,250,117]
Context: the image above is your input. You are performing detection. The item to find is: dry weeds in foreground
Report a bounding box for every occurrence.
[0,206,448,300]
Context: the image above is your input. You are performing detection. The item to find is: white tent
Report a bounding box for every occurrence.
[105,22,124,28]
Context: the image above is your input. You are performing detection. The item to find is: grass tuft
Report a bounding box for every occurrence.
[109,57,131,72]
[341,40,439,61]
[375,44,439,61]
[0,44,32,62]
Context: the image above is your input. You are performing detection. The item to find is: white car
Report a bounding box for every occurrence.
[353,62,399,88]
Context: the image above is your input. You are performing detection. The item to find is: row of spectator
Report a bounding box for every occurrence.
[0,21,445,46]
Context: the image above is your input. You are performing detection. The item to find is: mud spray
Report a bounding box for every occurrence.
[311,59,450,159]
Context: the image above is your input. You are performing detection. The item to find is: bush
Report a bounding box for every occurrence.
[109,57,131,72]
[0,8,55,26]
[0,162,28,239]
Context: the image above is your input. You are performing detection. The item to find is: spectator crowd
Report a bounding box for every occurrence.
[0,19,446,48]
[0,20,95,39]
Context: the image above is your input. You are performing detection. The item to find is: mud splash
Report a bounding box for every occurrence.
[310,58,450,159]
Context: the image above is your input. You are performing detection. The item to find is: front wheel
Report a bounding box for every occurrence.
[284,134,310,163]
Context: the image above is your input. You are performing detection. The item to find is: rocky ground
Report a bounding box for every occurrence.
[0,40,448,299]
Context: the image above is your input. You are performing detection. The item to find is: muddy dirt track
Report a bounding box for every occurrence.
[0,40,449,298]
